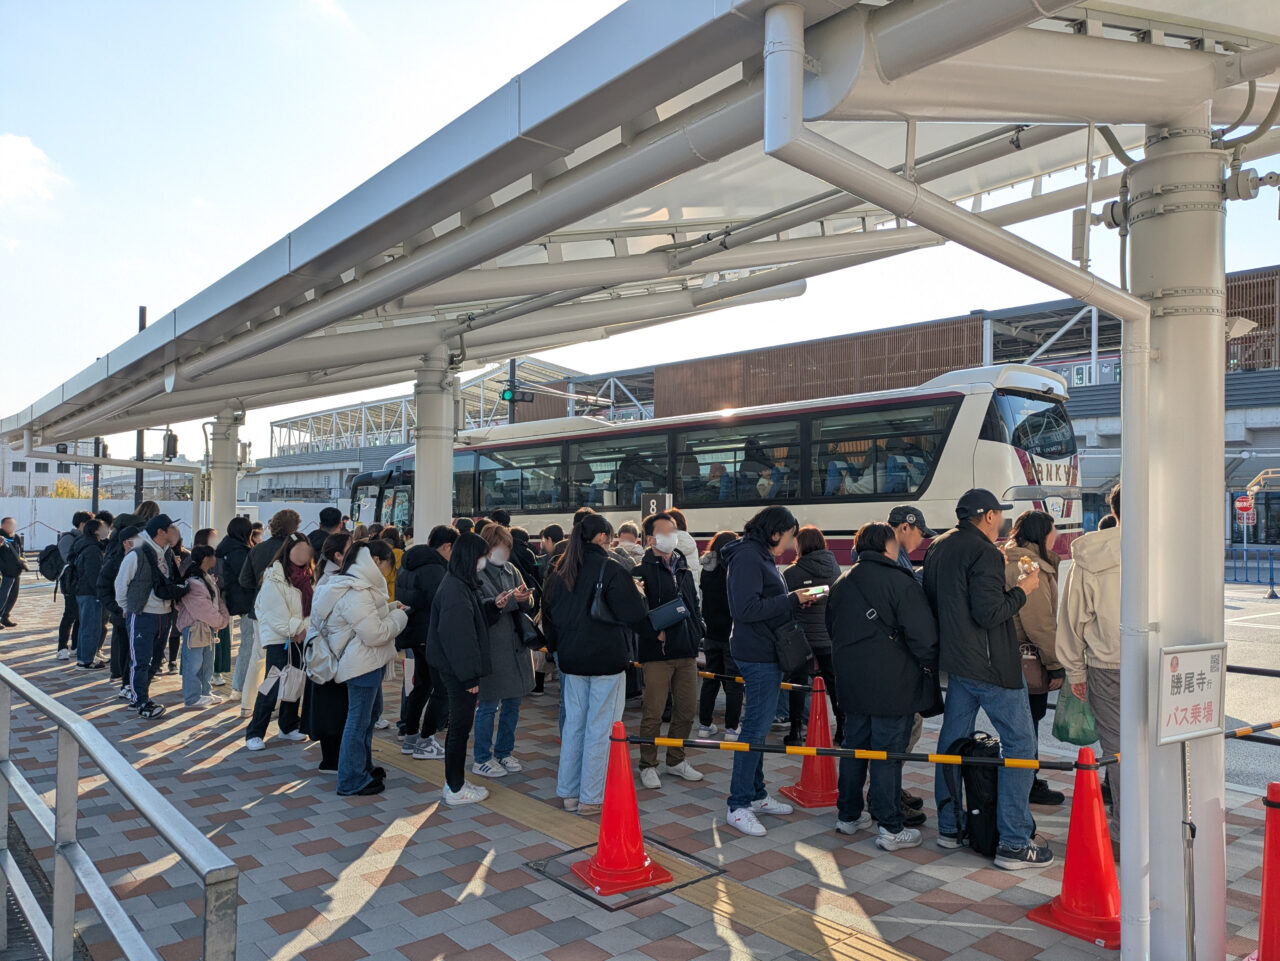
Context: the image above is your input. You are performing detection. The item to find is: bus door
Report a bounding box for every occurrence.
[352,484,379,525]
[388,486,412,530]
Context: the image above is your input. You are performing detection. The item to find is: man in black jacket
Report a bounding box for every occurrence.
[397,525,457,759]
[70,519,109,669]
[923,489,1051,870]
[309,507,342,555]
[633,512,704,789]
[0,517,25,628]
[98,525,139,682]
[828,522,938,851]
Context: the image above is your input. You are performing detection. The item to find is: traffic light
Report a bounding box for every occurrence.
[499,387,535,404]
[164,432,179,459]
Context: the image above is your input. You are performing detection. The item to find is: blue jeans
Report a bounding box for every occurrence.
[557,672,625,805]
[728,660,782,812]
[474,696,522,765]
[338,681,383,795]
[180,629,214,704]
[837,713,913,831]
[76,596,104,665]
[232,617,256,690]
[934,673,1037,850]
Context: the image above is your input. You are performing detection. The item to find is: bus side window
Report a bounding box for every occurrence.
[810,402,957,498]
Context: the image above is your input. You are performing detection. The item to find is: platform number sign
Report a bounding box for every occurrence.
[643,493,674,518]
[1156,643,1226,745]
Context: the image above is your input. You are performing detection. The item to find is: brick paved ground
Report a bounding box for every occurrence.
[0,580,1265,961]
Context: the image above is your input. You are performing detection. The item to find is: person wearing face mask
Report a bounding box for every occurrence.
[633,512,705,790]
[720,505,819,837]
[425,533,495,805]
[396,525,458,760]
[470,524,536,778]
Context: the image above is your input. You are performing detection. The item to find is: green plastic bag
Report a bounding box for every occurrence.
[1052,685,1098,746]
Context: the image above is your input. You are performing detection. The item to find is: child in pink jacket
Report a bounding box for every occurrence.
[176,546,231,707]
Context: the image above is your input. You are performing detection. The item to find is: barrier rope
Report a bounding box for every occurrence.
[621,718,1280,772]
[629,662,811,692]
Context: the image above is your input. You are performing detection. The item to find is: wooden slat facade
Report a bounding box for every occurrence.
[1226,265,1280,373]
[653,315,983,417]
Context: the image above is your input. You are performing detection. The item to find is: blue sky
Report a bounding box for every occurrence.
[2,1,1278,463]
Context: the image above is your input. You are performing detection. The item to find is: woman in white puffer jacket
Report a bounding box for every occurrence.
[314,540,407,796]
[245,533,313,751]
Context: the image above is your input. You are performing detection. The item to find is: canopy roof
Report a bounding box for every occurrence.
[7,0,1280,446]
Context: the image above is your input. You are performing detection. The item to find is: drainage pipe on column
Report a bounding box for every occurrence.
[760,5,1152,957]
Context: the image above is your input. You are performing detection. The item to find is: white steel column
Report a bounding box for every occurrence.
[413,346,455,535]
[209,410,241,528]
[1126,105,1227,961]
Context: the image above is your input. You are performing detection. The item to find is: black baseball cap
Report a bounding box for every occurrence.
[956,489,1013,520]
[887,506,937,537]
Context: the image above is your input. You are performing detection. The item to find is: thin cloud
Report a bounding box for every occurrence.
[304,0,353,28]
[0,134,66,206]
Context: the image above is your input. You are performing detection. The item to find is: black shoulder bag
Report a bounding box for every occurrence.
[590,564,624,625]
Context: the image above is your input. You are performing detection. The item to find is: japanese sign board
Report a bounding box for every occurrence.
[1237,509,1257,526]
[1157,643,1226,746]
[1236,494,1254,513]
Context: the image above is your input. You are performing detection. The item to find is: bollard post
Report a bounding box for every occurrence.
[1246,782,1280,961]
[1268,555,1278,601]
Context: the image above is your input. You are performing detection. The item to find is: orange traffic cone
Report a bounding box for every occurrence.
[1246,782,1280,961]
[1028,747,1120,949]
[571,722,673,897]
[779,675,839,808]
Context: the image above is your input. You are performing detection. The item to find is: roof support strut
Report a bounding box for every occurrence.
[761,5,1152,957]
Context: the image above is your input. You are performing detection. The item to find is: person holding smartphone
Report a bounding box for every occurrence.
[471,525,536,778]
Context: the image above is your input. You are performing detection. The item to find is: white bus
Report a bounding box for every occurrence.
[350,364,1082,559]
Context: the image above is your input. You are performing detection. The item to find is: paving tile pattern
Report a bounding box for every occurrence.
[0,583,1264,960]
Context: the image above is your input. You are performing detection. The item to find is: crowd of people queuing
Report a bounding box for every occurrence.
[19,482,1123,866]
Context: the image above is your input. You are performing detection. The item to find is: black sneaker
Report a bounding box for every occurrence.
[1029,778,1066,806]
[138,701,166,720]
[994,841,1054,870]
[355,779,385,796]
[901,790,924,811]
[370,766,386,780]
[1,618,15,627]
[76,661,107,670]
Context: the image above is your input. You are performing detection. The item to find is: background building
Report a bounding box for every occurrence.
[245,264,1280,546]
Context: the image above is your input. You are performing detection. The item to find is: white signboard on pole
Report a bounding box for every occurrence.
[1157,643,1227,745]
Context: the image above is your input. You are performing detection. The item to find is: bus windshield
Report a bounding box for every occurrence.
[983,390,1077,460]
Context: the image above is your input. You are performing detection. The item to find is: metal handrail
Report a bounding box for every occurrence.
[0,662,238,961]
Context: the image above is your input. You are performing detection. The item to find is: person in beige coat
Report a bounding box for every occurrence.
[1056,484,1122,828]
[1004,510,1067,807]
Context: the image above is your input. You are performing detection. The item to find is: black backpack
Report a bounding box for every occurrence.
[38,543,64,582]
[941,732,1003,857]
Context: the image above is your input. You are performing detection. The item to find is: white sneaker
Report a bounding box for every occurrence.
[118,686,134,701]
[726,807,767,837]
[245,737,266,751]
[562,797,579,812]
[230,689,241,699]
[751,794,793,816]
[835,812,873,835]
[640,767,661,790]
[697,724,718,738]
[401,735,421,755]
[278,730,306,742]
[472,760,507,778]
[497,755,523,773]
[723,728,740,742]
[194,696,218,708]
[56,649,70,661]
[413,736,444,760]
[876,826,924,851]
[211,674,226,686]
[668,761,703,782]
[443,781,489,806]
[373,717,390,730]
